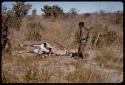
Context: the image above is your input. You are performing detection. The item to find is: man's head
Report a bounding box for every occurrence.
[79,22,84,28]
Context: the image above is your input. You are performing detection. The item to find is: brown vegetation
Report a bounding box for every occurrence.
[2,9,123,83]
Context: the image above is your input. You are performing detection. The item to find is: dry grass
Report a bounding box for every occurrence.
[2,54,53,83]
[66,68,99,83]
[13,46,26,51]
[2,53,122,83]
[7,17,22,30]
[1,54,99,83]
[66,60,105,83]
[93,48,123,71]
[2,12,123,83]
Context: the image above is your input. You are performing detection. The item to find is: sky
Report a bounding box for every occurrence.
[2,1,123,15]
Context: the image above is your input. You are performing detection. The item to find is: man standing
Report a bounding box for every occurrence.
[75,22,89,59]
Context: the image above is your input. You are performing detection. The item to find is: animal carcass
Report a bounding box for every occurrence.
[33,43,52,55]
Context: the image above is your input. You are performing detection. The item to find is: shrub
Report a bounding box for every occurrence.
[27,30,41,41]
[84,13,90,17]
[91,25,117,48]
[26,21,46,41]
[102,31,117,45]
[2,6,22,30]
[7,17,22,30]
[41,5,64,17]
[69,8,78,16]
[12,1,32,17]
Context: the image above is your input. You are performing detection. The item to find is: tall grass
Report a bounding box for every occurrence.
[66,60,107,83]
[25,21,45,41]
[2,12,123,83]
[7,17,22,30]
[93,48,123,70]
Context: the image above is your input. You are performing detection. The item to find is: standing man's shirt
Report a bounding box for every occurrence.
[75,27,89,44]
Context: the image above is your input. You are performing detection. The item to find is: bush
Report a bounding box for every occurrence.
[27,30,41,41]
[7,17,22,30]
[91,25,117,48]
[2,6,22,30]
[84,13,90,17]
[12,1,32,17]
[26,21,46,41]
[102,31,117,45]
[41,5,64,17]
[69,8,78,16]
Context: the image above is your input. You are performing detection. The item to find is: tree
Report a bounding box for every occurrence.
[69,8,77,15]
[2,5,22,29]
[2,5,7,16]
[12,1,32,17]
[41,5,64,17]
[41,5,51,16]
[32,9,37,16]
[52,5,64,17]
[2,6,14,22]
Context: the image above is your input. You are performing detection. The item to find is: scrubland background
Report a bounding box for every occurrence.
[2,2,123,83]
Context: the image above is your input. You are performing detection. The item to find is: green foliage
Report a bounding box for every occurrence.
[2,5,8,16]
[12,1,32,17]
[2,6,15,21]
[2,5,23,30]
[41,5,64,17]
